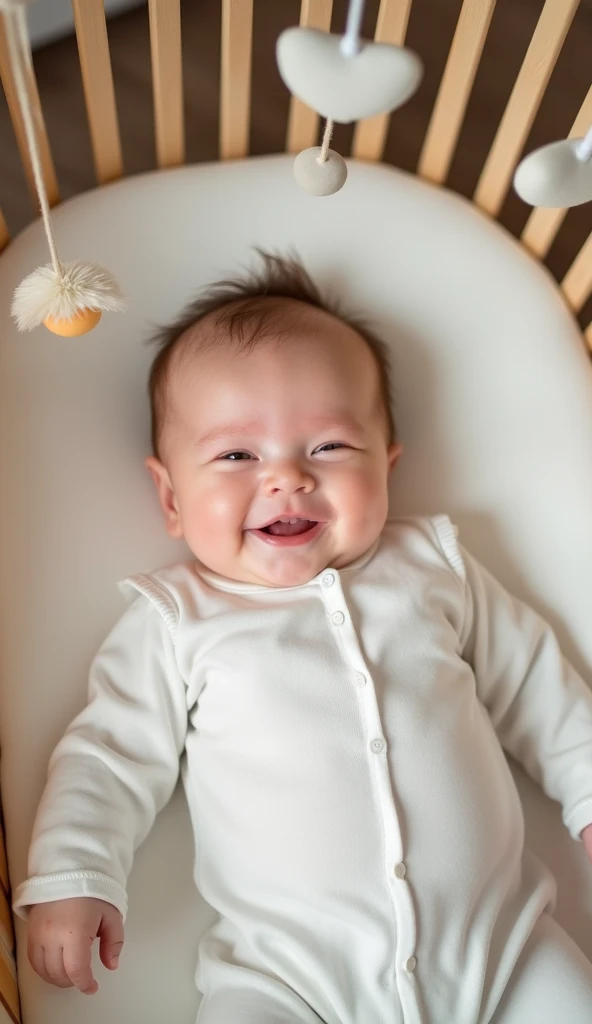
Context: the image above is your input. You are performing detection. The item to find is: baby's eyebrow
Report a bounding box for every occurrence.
[194,413,365,450]
[194,421,263,449]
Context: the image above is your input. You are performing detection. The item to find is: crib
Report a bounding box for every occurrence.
[0,1,591,1022]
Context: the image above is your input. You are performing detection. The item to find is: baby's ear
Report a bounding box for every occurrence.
[145,457,184,538]
[387,444,403,473]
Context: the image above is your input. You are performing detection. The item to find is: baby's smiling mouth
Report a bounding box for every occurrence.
[260,518,317,537]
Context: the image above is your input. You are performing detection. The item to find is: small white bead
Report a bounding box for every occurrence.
[293,147,348,196]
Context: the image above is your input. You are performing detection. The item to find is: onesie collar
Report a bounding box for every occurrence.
[194,535,381,595]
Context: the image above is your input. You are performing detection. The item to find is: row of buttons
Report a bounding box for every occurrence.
[322,570,417,978]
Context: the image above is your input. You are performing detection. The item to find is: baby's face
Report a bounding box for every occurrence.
[147,302,401,587]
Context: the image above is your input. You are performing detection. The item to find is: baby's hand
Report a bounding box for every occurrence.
[581,823,592,864]
[27,897,124,995]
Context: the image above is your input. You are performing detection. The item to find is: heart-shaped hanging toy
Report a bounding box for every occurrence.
[277,0,423,198]
[277,27,422,125]
[514,135,592,209]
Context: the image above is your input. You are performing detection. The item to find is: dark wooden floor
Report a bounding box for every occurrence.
[1,0,591,326]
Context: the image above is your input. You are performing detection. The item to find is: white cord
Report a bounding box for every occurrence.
[4,5,62,277]
[575,124,592,162]
[340,0,365,57]
[317,119,334,164]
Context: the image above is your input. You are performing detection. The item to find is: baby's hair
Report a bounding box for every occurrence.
[148,249,395,459]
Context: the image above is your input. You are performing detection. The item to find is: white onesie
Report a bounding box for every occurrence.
[13,516,592,1024]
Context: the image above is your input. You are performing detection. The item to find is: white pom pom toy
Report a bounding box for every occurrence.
[12,261,125,334]
[1,0,125,335]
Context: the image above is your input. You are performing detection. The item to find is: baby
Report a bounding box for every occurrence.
[14,252,592,1024]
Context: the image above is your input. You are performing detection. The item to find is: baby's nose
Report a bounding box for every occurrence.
[264,461,315,495]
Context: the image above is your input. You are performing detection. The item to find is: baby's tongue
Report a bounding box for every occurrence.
[267,519,313,537]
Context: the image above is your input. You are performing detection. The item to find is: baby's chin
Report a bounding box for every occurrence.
[245,555,327,589]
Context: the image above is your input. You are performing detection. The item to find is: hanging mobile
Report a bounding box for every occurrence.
[277,0,423,197]
[1,0,125,335]
[513,123,592,209]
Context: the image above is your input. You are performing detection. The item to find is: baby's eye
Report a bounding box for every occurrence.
[219,451,254,461]
[313,442,348,453]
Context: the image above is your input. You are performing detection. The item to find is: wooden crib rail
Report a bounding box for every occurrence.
[72,0,123,183]
[418,0,497,186]
[473,0,580,217]
[0,209,8,253]
[562,232,592,313]
[0,823,19,1023]
[0,0,590,341]
[351,0,413,162]
[220,0,253,160]
[522,84,592,259]
[0,13,58,210]
[148,0,184,168]
[287,0,334,155]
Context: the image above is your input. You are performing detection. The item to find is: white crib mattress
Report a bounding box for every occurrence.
[0,155,591,1023]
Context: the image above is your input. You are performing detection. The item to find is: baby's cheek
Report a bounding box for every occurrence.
[194,479,249,546]
[340,465,388,525]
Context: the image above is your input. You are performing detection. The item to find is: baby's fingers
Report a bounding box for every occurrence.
[28,941,52,986]
[42,946,74,989]
[98,908,124,971]
[62,935,98,995]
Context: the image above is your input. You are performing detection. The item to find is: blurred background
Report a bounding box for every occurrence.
[1,0,591,328]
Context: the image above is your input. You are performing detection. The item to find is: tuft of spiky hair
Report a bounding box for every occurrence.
[11,261,125,331]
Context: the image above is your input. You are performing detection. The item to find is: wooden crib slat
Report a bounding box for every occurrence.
[0,208,9,253]
[418,0,497,184]
[521,84,592,258]
[286,0,333,154]
[585,322,592,352]
[562,231,592,312]
[473,0,580,218]
[351,0,413,162]
[0,904,19,1024]
[0,13,59,209]
[148,0,185,168]
[72,0,123,183]
[220,0,254,160]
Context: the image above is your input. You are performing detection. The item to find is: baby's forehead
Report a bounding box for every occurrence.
[159,297,387,438]
[179,296,344,353]
[168,298,372,387]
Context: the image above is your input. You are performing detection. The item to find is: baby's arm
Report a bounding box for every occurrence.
[457,546,592,845]
[13,592,187,990]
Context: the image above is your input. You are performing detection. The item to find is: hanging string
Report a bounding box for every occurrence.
[4,4,62,278]
[340,0,366,57]
[317,119,334,164]
[575,125,592,162]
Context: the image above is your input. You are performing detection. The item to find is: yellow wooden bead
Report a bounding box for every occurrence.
[43,308,102,336]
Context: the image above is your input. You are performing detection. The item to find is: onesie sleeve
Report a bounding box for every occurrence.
[12,590,187,922]
[455,542,592,842]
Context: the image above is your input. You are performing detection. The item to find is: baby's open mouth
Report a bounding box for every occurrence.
[260,518,318,537]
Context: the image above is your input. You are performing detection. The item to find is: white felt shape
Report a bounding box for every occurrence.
[293,147,348,196]
[514,138,592,209]
[276,27,423,124]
